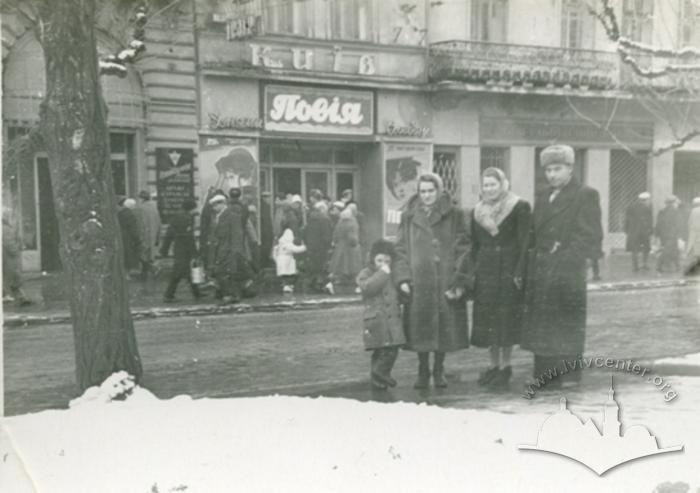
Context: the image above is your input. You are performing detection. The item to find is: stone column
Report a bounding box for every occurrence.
[509,146,535,205]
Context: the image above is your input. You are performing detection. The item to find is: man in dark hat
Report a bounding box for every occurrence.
[521,144,603,389]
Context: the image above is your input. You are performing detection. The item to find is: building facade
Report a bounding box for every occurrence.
[2,0,700,271]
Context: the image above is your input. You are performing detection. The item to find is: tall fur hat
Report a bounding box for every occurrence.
[369,239,395,260]
[540,145,575,167]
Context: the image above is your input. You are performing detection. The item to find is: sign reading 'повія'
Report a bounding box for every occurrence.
[263,85,374,136]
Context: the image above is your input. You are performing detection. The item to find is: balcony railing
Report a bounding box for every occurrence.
[429,40,620,91]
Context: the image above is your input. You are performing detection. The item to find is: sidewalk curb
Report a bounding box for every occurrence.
[3,278,697,328]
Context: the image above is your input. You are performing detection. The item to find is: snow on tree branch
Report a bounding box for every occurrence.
[653,130,700,156]
[98,3,147,77]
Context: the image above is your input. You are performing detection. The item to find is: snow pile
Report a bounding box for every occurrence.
[1,389,698,493]
[69,371,156,408]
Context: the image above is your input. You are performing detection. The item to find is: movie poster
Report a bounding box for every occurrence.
[155,148,195,224]
[383,142,432,237]
[199,136,259,219]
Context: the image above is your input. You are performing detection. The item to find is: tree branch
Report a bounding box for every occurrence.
[98,3,147,77]
[652,130,700,156]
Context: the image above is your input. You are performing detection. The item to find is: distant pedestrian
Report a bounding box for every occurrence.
[685,197,700,276]
[303,201,333,293]
[356,239,406,390]
[274,221,307,294]
[469,167,531,389]
[199,188,224,271]
[137,190,162,279]
[655,196,683,273]
[117,197,142,276]
[2,208,32,306]
[159,198,201,303]
[259,191,274,268]
[625,192,653,272]
[329,203,363,290]
[521,145,603,389]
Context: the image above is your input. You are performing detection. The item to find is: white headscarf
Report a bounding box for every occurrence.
[473,167,521,236]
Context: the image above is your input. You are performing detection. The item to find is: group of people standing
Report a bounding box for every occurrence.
[271,188,365,295]
[116,191,162,281]
[625,192,700,274]
[358,144,603,391]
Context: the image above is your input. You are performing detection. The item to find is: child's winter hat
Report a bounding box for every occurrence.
[370,239,395,260]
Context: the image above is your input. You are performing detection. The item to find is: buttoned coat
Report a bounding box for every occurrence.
[470,200,531,348]
[356,267,406,350]
[207,207,247,277]
[521,179,602,356]
[393,193,470,353]
[159,212,197,275]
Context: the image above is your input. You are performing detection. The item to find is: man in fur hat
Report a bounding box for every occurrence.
[521,144,603,389]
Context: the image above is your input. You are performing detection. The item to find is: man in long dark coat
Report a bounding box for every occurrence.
[207,193,249,304]
[521,145,603,388]
[160,198,200,302]
[655,196,683,273]
[625,192,653,272]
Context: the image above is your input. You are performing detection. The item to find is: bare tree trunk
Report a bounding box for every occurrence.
[37,0,142,391]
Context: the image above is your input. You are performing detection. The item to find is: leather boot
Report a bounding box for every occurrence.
[433,351,448,388]
[375,347,398,387]
[414,352,430,389]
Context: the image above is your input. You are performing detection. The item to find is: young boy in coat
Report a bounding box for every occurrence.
[356,239,407,390]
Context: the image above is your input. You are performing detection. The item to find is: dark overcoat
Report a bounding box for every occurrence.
[521,179,602,357]
[470,200,531,348]
[118,207,142,270]
[329,214,363,278]
[304,209,333,275]
[394,193,470,353]
[655,207,683,247]
[207,207,247,278]
[160,212,197,275]
[625,201,653,252]
[356,267,407,350]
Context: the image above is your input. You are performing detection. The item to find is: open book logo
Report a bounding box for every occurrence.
[519,378,683,475]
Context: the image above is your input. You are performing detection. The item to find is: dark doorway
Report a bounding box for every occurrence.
[37,157,62,272]
[674,151,700,209]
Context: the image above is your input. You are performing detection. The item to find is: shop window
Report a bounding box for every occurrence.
[621,0,653,44]
[534,147,586,195]
[330,0,374,41]
[609,149,648,233]
[336,171,355,200]
[263,0,312,36]
[471,0,508,43]
[480,147,510,176]
[433,148,460,203]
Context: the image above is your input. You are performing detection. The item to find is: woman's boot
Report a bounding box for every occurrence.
[414,352,430,389]
[433,351,448,388]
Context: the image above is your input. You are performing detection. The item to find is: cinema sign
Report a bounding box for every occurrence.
[263,85,374,136]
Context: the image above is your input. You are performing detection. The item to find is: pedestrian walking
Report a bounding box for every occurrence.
[159,198,201,303]
[521,145,603,389]
[274,221,307,293]
[199,188,224,271]
[685,197,700,276]
[356,239,406,390]
[393,173,471,389]
[303,200,333,293]
[469,167,531,389]
[329,203,363,291]
[656,196,683,273]
[625,192,653,272]
[137,190,162,279]
[117,197,143,277]
[2,208,32,306]
[207,193,250,304]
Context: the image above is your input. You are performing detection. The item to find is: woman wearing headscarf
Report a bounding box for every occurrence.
[394,173,471,389]
[469,167,531,389]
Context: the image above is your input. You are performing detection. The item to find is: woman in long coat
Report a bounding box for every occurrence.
[329,204,363,286]
[394,173,470,389]
[117,197,142,273]
[304,201,334,292]
[469,167,531,388]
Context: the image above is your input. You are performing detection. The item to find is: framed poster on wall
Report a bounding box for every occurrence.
[383,142,432,238]
[155,148,195,224]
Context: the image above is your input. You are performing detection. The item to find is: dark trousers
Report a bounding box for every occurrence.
[658,241,680,272]
[534,354,582,385]
[371,347,399,379]
[631,251,649,271]
[164,265,200,300]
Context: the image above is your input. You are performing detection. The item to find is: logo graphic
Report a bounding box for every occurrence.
[519,378,684,475]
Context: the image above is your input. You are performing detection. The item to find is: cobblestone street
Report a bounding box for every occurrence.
[4,285,699,417]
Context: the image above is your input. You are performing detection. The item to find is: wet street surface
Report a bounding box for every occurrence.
[4,286,700,417]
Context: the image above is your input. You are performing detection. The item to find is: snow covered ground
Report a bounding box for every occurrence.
[2,372,700,493]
